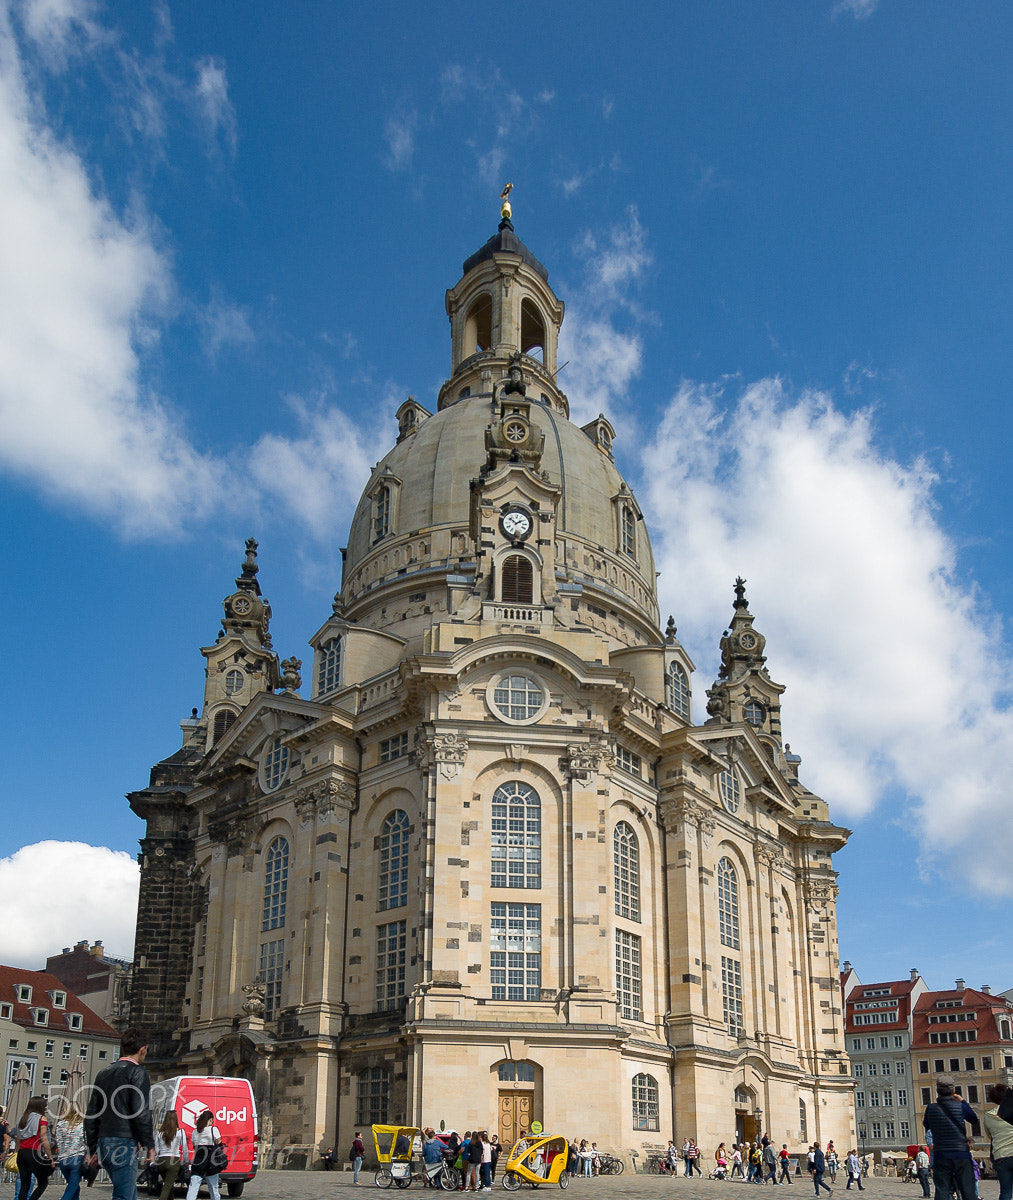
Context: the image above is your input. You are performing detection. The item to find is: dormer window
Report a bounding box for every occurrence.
[0,1003,12,1019]
[621,505,636,557]
[16,985,32,1004]
[33,1008,49,1026]
[368,471,401,545]
[67,1013,82,1031]
[51,991,66,1009]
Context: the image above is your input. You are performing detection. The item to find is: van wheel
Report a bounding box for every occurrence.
[226,1185,245,1198]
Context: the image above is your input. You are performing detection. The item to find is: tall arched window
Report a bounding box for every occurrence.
[717,857,740,949]
[799,1099,808,1141]
[666,662,691,721]
[621,505,636,557]
[318,636,341,697]
[501,555,534,604]
[374,485,391,541]
[262,837,289,931]
[520,298,546,360]
[632,1073,659,1130]
[378,810,410,911]
[491,781,541,889]
[613,823,640,921]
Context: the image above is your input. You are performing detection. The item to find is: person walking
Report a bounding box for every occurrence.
[779,1146,793,1185]
[351,1131,365,1184]
[763,1142,778,1185]
[845,1150,863,1192]
[490,1136,501,1184]
[826,1145,838,1183]
[811,1143,832,1197]
[83,1029,155,1200]
[983,1086,1013,1200]
[14,1096,55,1200]
[914,1146,930,1198]
[923,1076,977,1200]
[465,1129,483,1192]
[185,1110,224,1200]
[688,1141,702,1177]
[54,1099,87,1200]
[152,1110,187,1200]
[730,1145,744,1180]
[480,1132,494,1191]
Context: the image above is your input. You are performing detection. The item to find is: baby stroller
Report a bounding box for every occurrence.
[709,1162,728,1180]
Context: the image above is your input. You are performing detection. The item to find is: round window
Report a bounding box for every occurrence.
[225,669,244,696]
[260,737,290,793]
[744,700,765,727]
[487,673,547,725]
[719,769,741,814]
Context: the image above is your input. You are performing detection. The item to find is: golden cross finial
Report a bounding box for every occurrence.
[500,182,514,222]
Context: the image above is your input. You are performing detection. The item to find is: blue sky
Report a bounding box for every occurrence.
[1,0,1011,990]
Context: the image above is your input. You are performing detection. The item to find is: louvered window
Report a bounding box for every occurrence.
[501,555,533,603]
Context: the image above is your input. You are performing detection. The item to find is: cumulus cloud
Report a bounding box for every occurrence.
[558,207,652,426]
[248,391,388,539]
[195,286,254,360]
[641,378,1013,892]
[0,843,138,969]
[193,55,236,156]
[0,17,227,535]
[384,109,416,172]
[833,0,878,18]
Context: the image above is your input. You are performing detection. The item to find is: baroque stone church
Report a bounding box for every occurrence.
[129,202,855,1167]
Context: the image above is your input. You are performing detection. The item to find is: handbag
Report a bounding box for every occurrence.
[4,1150,17,1173]
[209,1142,229,1174]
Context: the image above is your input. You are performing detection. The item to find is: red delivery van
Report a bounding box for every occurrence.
[149,1076,258,1197]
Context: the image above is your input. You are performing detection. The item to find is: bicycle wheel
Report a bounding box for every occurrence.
[375,1171,393,1188]
[558,1173,569,1190]
[394,1176,412,1189]
[611,1160,624,1175]
[502,1171,522,1191]
[440,1167,461,1191]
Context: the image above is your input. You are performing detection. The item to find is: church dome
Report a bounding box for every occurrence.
[339,221,659,645]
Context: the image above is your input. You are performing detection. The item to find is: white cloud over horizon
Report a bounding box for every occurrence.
[641,378,1013,893]
[0,843,138,970]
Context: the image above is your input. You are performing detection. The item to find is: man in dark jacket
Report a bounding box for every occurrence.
[922,1075,977,1200]
[812,1143,833,1196]
[84,1028,155,1200]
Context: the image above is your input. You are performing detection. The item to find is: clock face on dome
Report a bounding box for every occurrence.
[739,631,757,649]
[500,508,533,541]
[231,595,252,616]
[504,419,528,444]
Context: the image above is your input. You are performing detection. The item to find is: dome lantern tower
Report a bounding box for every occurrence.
[443,192,565,408]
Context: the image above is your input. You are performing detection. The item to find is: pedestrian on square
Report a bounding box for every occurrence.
[984,1084,1013,1200]
[83,1029,154,1200]
[922,1076,976,1200]
[350,1132,365,1185]
[779,1146,793,1185]
[914,1146,930,1198]
[845,1149,863,1192]
[811,1143,832,1197]
[763,1142,778,1185]
[465,1129,483,1192]
[730,1145,744,1180]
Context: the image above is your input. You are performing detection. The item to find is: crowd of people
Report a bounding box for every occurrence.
[0,1028,222,1200]
[658,1136,868,1190]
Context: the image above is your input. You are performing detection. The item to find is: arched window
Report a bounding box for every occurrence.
[465,294,492,353]
[262,837,289,931]
[318,636,341,696]
[260,737,289,792]
[212,709,236,745]
[621,505,636,557]
[613,823,640,922]
[497,1060,535,1082]
[520,298,545,360]
[378,810,410,911]
[799,1099,808,1141]
[744,700,765,727]
[718,857,740,949]
[719,768,740,814]
[374,485,391,541]
[491,781,541,889]
[666,662,691,721]
[224,669,244,696]
[501,555,534,604]
[632,1073,659,1130]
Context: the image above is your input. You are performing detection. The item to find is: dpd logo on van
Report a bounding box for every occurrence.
[180,1100,208,1129]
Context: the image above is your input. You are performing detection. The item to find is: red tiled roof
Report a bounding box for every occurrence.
[0,964,119,1040]
[910,987,1013,1049]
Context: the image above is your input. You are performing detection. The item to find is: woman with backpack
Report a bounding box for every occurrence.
[185,1110,225,1200]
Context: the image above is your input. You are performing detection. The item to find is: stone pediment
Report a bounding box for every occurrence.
[202,691,322,774]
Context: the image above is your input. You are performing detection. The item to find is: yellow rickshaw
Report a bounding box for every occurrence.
[500,1134,570,1190]
[371,1124,419,1189]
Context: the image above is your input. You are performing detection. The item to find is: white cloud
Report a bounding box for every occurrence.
[13,0,99,62]
[0,18,226,536]
[384,110,416,172]
[193,55,236,157]
[641,377,1013,893]
[0,843,138,969]
[195,286,254,360]
[833,0,878,19]
[557,207,652,426]
[248,391,388,539]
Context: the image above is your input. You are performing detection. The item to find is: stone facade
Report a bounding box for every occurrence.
[129,216,856,1166]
